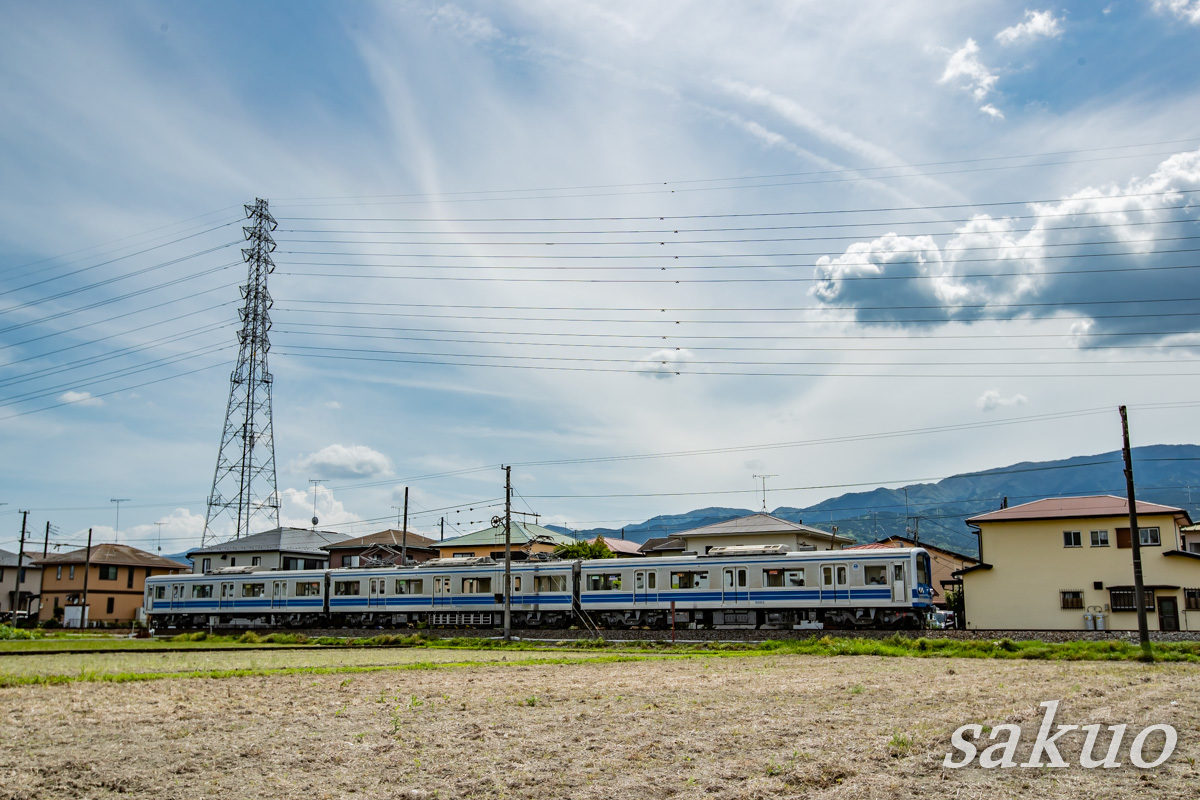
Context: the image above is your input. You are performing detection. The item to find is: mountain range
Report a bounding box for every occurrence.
[545,444,1200,558]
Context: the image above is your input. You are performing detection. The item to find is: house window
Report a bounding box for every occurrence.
[1063,531,1082,548]
[99,565,118,580]
[229,557,237,567]
[1060,591,1084,609]
[534,575,567,593]
[106,597,114,614]
[1109,588,1155,612]
[452,552,475,558]
[344,555,360,568]
[295,581,322,596]
[202,558,211,573]
[69,566,75,580]
[462,577,493,593]
[252,557,261,567]
[395,579,424,595]
[241,583,265,598]
[1090,530,1109,547]
[333,580,361,596]
[1139,527,1161,547]
[1185,589,1200,610]
[127,568,135,588]
[56,566,62,580]
[586,574,622,591]
[191,585,214,598]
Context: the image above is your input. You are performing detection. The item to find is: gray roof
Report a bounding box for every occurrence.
[678,512,854,543]
[435,521,577,549]
[188,527,353,558]
[0,548,39,568]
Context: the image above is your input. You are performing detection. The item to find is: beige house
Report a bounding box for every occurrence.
[0,548,42,618]
[959,495,1199,631]
[675,513,852,554]
[433,521,577,560]
[35,544,187,625]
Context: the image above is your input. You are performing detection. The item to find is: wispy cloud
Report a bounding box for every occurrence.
[995,10,1064,45]
[978,389,1029,412]
[940,39,1000,103]
[1151,0,1200,24]
[57,390,103,407]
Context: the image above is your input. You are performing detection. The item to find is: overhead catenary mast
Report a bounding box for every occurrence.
[201,199,281,546]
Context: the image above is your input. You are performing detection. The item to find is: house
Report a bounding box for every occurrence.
[34,544,187,625]
[957,495,1199,631]
[638,537,687,557]
[321,529,439,567]
[674,512,853,554]
[186,527,352,574]
[434,521,577,560]
[1180,522,1200,554]
[587,536,644,557]
[0,548,42,619]
[845,536,977,608]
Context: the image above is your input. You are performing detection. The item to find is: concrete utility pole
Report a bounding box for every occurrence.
[402,487,409,566]
[1120,405,1152,657]
[503,465,512,642]
[16,511,28,618]
[43,521,50,558]
[82,528,93,628]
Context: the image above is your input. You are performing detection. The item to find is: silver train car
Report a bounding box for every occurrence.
[144,545,934,630]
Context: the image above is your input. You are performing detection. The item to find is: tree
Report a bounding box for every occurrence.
[554,535,616,560]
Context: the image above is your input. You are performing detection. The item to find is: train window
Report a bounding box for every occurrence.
[191,585,214,599]
[514,576,522,592]
[534,575,567,592]
[462,577,493,593]
[669,571,708,590]
[586,574,623,591]
[738,570,747,588]
[836,566,847,586]
[724,570,734,588]
[787,569,805,587]
[917,555,931,587]
[763,570,784,587]
[295,581,321,596]
[648,572,656,589]
[395,579,424,595]
[864,565,887,585]
[242,583,266,598]
[333,580,361,596]
[154,586,166,599]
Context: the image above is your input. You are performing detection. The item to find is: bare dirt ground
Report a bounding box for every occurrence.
[1,652,1197,799]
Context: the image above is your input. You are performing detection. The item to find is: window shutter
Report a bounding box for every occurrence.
[1116,527,1132,549]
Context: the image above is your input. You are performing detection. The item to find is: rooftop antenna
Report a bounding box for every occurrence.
[752,474,777,513]
[110,498,130,545]
[153,520,167,553]
[308,479,327,529]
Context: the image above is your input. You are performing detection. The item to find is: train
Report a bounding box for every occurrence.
[144,544,935,630]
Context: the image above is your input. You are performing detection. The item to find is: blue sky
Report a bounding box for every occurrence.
[2,1,1200,556]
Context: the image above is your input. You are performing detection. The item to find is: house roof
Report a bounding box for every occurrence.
[842,542,895,550]
[873,535,978,563]
[435,521,577,550]
[678,512,854,543]
[0,548,39,568]
[588,536,644,556]
[188,527,353,558]
[321,529,439,551]
[33,543,188,570]
[967,495,1191,526]
[640,537,686,553]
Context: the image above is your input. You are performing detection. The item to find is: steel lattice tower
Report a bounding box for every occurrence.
[202,198,281,545]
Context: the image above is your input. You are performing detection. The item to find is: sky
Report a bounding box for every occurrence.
[2,0,1200,557]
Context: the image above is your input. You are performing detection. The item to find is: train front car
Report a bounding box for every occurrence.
[577,545,933,630]
[144,567,328,629]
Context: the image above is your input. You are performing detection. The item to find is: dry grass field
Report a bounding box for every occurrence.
[1,650,1197,799]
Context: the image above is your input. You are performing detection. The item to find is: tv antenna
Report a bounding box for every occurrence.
[153,520,167,553]
[308,479,327,529]
[752,474,777,512]
[111,498,130,544]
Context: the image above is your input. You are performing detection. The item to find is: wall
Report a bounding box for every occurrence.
[963,512,1200,631]
[0,564,42,613]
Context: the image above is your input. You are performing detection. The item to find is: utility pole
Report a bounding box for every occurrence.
[503,465,512,642]
[202,199,281,545]
[440,516,444,541]
[82,528,93,629]
[16,511,28,619]
[402,487,409,566]
[110,499,130,545]
[1120,405,1152,657]
[43,520,51,558]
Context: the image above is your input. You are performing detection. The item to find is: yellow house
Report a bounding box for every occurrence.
[959,496,1199,631]
[35,543,188,625]
[433,521,577,560]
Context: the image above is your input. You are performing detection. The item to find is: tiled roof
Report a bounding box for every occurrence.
[640,537,686,553]
[874,535,978,562]
[0,548,39,568]
[967,495,1190,525]
[435,521,577,549]
[34,543,188,570]
[588,536,644,555]
[678,512,854,542]
[188,527,353,557]
[843,542,894,550]
[321,529,439,550]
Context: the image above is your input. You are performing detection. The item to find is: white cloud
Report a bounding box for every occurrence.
[427,4,501,43]
[1151,0,1200,24]
[324,400,342,410]
[978,390,1029,412]
[289,444,393,479]
[940,39,999,102]
[979,103,1005,119]
[58,390,103,407]
[279,485,363,530]
[637,348,696,380]
[995,10,1064,45]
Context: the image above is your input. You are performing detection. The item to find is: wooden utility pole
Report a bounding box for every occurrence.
[503,465,512,642]
[1119,406,1152,657]
[402,486,409,566]
[43,520,50,558]
[15,511,28,620]
[81,528,93,629]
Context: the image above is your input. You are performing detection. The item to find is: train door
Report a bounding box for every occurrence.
[271,580,287,610]
[722,567,748,602]
[891,563,907,603]
[821,564,848,603]
[220,582,235,610]
[368,577,386,609]
[634,570,656,604]
[170,583,184,611]
[433,576,451,607]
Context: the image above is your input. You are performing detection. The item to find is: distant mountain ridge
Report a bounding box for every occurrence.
[545,444,1200,558]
